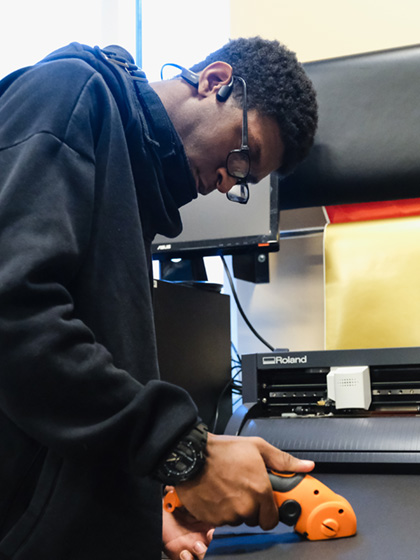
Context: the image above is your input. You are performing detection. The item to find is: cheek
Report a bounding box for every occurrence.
[184,123,237,174]
[190,141,224,174]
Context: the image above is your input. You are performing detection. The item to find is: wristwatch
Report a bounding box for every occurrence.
[155,422,208,486]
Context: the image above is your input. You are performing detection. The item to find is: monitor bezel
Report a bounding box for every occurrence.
[151,173,280,260]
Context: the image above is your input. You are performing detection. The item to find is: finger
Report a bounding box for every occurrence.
[192,541,208,560]
[276,451,314,473]
[237,468,279,531]
[256,439,315,473]
[180,551,194,560]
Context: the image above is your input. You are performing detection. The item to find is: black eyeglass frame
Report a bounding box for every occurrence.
[226,76,250,204]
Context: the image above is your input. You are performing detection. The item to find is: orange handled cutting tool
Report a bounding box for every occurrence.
[268,471,357,540]
[163,471,357,541]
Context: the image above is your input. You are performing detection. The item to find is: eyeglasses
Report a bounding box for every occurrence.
[226,76,250,204]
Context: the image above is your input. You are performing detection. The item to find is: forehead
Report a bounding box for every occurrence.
[247,111,284,183]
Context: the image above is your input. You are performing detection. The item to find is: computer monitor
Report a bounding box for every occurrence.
[152,173,280,260]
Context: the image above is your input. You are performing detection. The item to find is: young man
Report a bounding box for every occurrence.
[0,37,317,560]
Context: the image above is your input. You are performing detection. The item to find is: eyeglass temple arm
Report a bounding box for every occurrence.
[235,76,248,149]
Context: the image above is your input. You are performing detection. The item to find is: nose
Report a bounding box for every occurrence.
[216,168,239,194]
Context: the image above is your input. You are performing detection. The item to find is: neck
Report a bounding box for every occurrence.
[150,79,192,116]
[149,79,199,140]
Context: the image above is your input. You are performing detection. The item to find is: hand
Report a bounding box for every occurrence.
[176,434,314,531]
[162,502,214,560]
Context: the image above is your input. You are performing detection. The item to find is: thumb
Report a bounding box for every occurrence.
[258,440,315,473]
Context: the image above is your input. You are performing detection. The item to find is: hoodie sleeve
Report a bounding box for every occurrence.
[0,56,199,475]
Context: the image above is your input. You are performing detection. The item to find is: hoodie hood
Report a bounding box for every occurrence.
[40,42,197,239]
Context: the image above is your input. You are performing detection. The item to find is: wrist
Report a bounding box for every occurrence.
[154,422,208,486]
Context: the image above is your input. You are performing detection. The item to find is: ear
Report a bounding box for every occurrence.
[197,61,234,99]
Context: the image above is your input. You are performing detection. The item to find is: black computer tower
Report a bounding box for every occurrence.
[153,280,232,433]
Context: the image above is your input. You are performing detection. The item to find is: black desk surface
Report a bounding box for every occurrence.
[206,472,420,559]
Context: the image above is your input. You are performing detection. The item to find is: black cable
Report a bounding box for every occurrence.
[210,344,243,433]
[211,254,278,432]
[221,255,275,351]
[231,341,242,365]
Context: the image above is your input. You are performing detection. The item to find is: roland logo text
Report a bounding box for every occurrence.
[262,355,308,365]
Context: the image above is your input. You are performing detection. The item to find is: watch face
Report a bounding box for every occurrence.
[164,441,199,479]
[156,423,208,485]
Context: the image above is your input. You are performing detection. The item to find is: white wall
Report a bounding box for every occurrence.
[0,0,136,79]
[141,0,230,82]
[234,233,325,355]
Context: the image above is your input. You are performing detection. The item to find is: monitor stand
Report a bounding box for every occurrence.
[159,256,208,282]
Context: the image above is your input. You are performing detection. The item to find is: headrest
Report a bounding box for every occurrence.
[279,44,420,210]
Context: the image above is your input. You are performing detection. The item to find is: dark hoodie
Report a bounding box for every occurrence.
[0,43,199,559]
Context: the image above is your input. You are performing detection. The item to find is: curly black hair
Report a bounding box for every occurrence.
[189,37,318,176]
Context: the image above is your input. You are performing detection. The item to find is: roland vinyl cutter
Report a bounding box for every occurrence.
[226,346,420,466]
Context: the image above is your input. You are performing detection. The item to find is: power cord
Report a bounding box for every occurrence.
[221,255,275,351]
[211,257,278,432]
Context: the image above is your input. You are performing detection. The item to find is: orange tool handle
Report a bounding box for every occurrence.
[270,471,357,540]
